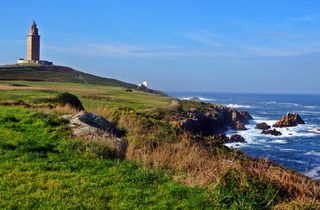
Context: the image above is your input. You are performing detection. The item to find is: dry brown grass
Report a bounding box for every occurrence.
[0,84,53,91]
[126,135,242,187]
[126,137,320,206]
[274,196,320,209]
[244,159,320,200]
[53,104,80,114]
[96,106,320,204]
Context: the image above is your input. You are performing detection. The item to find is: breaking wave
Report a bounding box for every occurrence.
[226,104,251,109]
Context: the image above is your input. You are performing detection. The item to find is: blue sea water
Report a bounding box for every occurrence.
[168,92,320,180]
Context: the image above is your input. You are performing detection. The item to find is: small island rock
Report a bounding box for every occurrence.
[273,113,305,127]
[229,134,245,143]
[261,129,282,136]
[255,122,271,130]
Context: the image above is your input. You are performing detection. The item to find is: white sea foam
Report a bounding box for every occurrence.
[181,97,216,101]
[224,142,246,148]
[303,105,318,109]
[305,151,320,156]
[305,166,320,179]
[269,139,288,144]
[199,97,216,101]
[299,110,320,115]
[226,104,251,109]
[225,118,319,150]
[310,128,320,134]
[276,147,297,152]
[251,115,269,121]
[265,101,300,107]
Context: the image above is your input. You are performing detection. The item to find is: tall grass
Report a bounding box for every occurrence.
[96,106,320,208]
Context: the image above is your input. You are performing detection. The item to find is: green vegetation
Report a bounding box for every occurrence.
[0,106,293,209]
[0,106,212,209]
[53,92,84,111]
[0,80,172,110]
[0,65,136,88]
[0,75,318,208]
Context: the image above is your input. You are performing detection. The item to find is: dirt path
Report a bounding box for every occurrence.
[143,99,181,112]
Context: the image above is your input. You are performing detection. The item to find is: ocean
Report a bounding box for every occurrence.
[168,92,320,180]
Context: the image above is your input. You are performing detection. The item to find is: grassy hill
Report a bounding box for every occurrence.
[0,67,319,209]
[0,65,137,88]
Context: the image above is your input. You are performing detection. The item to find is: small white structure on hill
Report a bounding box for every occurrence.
[138,81,148,88]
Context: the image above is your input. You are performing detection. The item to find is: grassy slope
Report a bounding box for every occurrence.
[0,80,319,208]
[0,106,218,209]
[0,65,136,88]
[0,106,291,209]
[0,81,171,110]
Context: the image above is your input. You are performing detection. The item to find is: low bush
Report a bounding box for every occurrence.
[53,92,84,111]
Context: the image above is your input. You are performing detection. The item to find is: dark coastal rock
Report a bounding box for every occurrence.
[229,110,253,130]
[255,122,271,130]
[261,129,282,136]
[168,105,253,136]
[229,134,245,143]
[273,113,305,127]
[239,111,254,123]
[176,110,222,136]
[235,121,247,130]
[212,134,230,143]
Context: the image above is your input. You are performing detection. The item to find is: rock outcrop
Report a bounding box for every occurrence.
[64,111,127,156]
[168,106,253,136]
[261,129,282,136]
[210,134,245,144]
[255,122,271,130]
[273,113,305,127]
[229,134,245,143]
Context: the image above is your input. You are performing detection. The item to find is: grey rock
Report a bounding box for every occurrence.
[63,111,127,155]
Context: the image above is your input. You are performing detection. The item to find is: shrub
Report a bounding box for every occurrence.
[54,92,84,111]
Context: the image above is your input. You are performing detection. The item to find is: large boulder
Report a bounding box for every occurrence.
[261,129,282,136]
[273,113,305,127]
[64,111,127,156]
[229,134,245,143]
[255,122,271,130]
[239,111,254,123]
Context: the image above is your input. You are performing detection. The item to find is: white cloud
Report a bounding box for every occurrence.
[43,31,320,60]
[289,14,320,22]
[182,31,225,47]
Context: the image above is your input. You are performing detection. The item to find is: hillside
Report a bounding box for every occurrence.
[0,65,137,89]
[0,70,319,208]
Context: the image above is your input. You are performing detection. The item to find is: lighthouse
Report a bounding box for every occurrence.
[27,20,40,61]
[17,21,52,65]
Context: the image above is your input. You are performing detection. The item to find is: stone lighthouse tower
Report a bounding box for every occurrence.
[27,20,40,61]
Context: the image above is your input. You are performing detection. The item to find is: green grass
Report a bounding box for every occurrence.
[0,80,172,110]
[0,106,218,209]
[0,106,289,209]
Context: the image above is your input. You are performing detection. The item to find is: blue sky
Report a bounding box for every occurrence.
[1,0,320,93]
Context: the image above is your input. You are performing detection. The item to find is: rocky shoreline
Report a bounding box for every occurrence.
[168,99,306,143]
